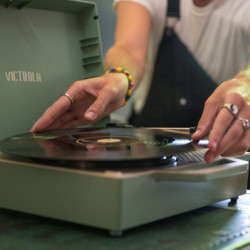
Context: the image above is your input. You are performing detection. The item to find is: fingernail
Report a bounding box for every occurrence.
[85,111,97,121]
[205,154,213,163]
[205,150,214,163]
[192,129,201,138]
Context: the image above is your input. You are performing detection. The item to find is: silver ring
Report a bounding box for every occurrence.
[221,103,239,117]
[63,93,74,105]
[238,117,250,131]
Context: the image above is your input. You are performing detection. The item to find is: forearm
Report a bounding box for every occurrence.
[103,1,151,95]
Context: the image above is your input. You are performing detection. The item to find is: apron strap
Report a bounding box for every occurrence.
[129,0,217,127]
[167,0,180,18]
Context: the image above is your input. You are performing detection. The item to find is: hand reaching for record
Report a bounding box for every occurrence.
[30,72,129,132]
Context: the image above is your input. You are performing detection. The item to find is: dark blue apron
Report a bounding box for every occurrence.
[129,0,217,127]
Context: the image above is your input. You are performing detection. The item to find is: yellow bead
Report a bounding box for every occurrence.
[116,68,123,73]
[128,75,132,82]
[127,89,132,96]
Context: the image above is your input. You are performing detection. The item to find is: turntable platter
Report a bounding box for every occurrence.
[0,127,207,168]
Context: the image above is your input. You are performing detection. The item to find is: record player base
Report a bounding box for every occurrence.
[0,153,248,236]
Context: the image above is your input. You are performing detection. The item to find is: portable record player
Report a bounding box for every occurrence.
[0,126,248,236]
[0,0,248,237]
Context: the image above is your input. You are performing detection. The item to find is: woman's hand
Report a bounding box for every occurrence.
[30,72,128,132]
[192,71,250,162]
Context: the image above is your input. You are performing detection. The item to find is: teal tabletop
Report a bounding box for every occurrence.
[0,191,250,250]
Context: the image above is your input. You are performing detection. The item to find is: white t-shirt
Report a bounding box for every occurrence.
[113,0,250,113]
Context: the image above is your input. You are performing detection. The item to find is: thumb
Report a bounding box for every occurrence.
[192,105,217,141]
[84,88,121,122]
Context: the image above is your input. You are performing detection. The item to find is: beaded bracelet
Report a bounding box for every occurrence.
[106,68,134,105]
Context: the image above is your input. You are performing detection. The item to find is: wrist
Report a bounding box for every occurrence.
[105,68,134,105]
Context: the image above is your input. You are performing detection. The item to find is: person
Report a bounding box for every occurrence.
[31,0,250,163]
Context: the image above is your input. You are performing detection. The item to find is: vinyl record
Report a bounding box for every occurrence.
[0,127,207,168]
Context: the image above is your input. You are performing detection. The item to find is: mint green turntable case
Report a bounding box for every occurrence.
[0,0,107,140]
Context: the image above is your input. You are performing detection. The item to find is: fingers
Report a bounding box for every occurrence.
[192,89,250,162]
[205,94,245,160]
[31,73,128,132]
[31,77,101,132]
[47,109,94,130]
[30,95,72,132]
[207,105,236,152]
[84,82,126,122]
[204,118,246,162]
[192,98,220,141]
